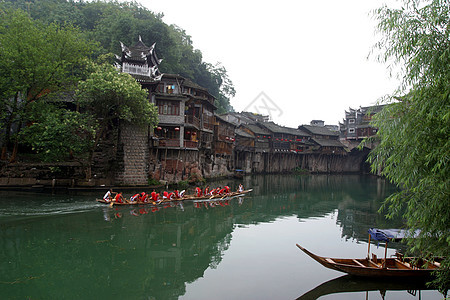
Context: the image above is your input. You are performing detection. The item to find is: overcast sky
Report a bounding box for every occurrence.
[142,0,399,128]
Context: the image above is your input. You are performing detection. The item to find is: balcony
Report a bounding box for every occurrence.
[203,122,214,131]
[202,115,215,131]
[185,115,200,128]
[183,140,198,149]
[159,139,181,148]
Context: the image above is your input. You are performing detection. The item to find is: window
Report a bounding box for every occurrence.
[157,100,180,115]
[349,119,355,124]
[166,84,176,94]
[349,128,355,133]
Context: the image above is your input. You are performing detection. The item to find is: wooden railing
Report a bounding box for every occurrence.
[159,139,180,147]
[203,122,214,131]
[185,115,200,128]
[183,140,198,149]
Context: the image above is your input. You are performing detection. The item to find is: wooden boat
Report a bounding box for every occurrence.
[296,244,440,278]
[178,189,252,201]
[97,189,252,206]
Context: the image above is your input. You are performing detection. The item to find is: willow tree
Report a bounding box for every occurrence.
[367,0,449,291]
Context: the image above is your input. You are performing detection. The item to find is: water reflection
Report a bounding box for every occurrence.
[297,275,432,300]
[0,175,439,299]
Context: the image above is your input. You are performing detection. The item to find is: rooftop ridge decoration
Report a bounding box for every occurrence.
[116,36,163,82]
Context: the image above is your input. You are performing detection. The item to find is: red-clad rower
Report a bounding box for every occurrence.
[114,192,124,203]
[141,192,149,203]
[151,191,158,202]
[195,187,202,197]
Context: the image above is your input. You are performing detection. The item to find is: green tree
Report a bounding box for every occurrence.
[206,62,236,113]
[20,102,95,162]
[76,60,158,178]
[367,0,449,291]
[3,0,237,113]
[0,7,94,161]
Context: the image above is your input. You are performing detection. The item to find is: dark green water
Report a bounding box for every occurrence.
[0,175,443,299]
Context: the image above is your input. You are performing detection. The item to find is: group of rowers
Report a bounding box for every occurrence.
[103,184,244,204]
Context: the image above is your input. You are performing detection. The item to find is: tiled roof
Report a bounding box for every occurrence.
[282,126,310,137]
[215,114,236,127]
[259,122,311,137]
[259,122,285,133]
[245,124,271,135]
[183,78,207,91]
[312,138,345,147]
[300,125,340,137]
[359,104,387,115]
[235,129,254,138]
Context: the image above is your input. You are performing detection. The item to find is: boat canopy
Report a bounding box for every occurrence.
[368,228,419,242]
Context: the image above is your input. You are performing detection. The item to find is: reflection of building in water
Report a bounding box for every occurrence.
[336,196,404,246]
[242,174,400,244]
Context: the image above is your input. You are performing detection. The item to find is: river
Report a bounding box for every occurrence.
[0,175,443,299]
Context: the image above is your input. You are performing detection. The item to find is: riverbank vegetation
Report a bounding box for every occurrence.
[366,0,449,292]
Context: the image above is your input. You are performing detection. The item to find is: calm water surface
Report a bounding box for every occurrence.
[0,175,443,299]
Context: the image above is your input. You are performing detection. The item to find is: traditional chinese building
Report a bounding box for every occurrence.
[116,37,232,184]
[339,105,386,150]
[299,125,346,155]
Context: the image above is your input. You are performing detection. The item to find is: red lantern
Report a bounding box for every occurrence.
[175,127,180,131]
[157,127,162,130]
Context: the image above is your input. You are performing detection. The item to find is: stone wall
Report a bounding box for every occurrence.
[147,148,233,184]
[114,123,149,186]
[234,149,369,174]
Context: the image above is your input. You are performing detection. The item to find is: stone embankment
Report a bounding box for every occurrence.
[0,124,372,189]
[0,148,370,189]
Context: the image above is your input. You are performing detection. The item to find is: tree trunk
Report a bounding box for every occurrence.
[1,147,7,161]
[9,140,19,163]
[1,92,19,161]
